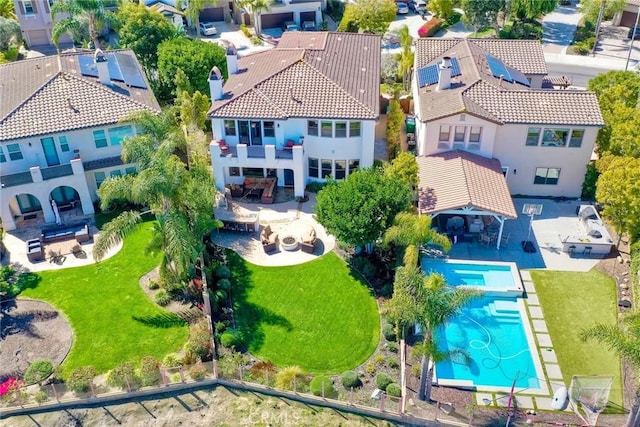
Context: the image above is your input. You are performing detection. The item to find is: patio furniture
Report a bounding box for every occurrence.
[26,239,44,262]
[218,139,229,152]
[500,232,510,247]
[300,226,317,254]
[584,246,592,256]
[568,245,576,257]
[261,225,279,253]
[283,139,295,150]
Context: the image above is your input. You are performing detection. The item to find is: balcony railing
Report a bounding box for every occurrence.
[1,163,77,188]
[218,145,295,160]
[41,164,74,180]
[0,172,33,188]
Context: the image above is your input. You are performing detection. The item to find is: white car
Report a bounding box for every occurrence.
[199,22,217,36]
[396,2,409,14]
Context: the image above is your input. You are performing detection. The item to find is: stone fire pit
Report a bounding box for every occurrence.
[280,235,299,251]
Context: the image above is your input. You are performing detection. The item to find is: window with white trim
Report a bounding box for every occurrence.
[335,122,347,138]
[307,120,318,136]
[263,121,275,137]
[321,159,332,178]
[453,126,466,146]
[308,158,319,178]
[59,136,70,152]
[224,120,236,136]
[534,167,560,185]
[110,170,122,177]
[526,127,540,146]
[95,171,106,188]
[348,159,359,174]
[93,130,108,148]
[569,129,584,148]
[125,167,137,174]
[541,128,569,147]
[321,122,332,138]
[335,160,346,180]
[438,125,450,149]
[349,122,361,137]
[108,125,132,146]
[7,143,23,160]
[468,126,481,148]
[0,147,6,163]
[23,1,35,14]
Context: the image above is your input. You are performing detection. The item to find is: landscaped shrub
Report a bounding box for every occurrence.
[582,162,599,200]
[24,360,53,385]
[386,342,398,352]
[366,362,376,375]
[240,24,251,38]
[185,321,212,360]
[107,362,141,390]
[418,18,443,38]
[188,363,207,381]
[217,278,231,291]
[275,366,305,391]
[386,382,401,397]
[387,357,399,369]
[215,266,231,279]
[217,349,248,379]
[375,354,386,366]
[306,181,327,193]
[310,375,337,398]
[155,290,171,306]
[34,390,49,404]
[382,323,397,342]
[249,361,278,386]
[66,366,97,394]
[375,372,393,390]
[163,353,183,367]
[139,356,161,387]
[411,364,421,378]
[220,329,243,349]
[147,280,160,290]
[341,370,362,389]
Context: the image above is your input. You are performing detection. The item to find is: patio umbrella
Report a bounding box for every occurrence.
[51,199,62,225]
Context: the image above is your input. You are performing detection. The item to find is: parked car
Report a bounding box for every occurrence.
[396,2,409,14]
[283,21,299,31]
[409,0,427,14]
[199,22,217,36]
[629,27,640,40]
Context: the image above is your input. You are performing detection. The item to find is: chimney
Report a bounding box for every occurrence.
[208,66,224,101]
[226,43,238,75]
[437,56,452,91]
[94,48,110,85]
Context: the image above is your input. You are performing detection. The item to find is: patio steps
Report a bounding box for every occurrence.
[488,299,520,319]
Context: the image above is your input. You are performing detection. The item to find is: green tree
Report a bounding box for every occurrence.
[236,0,273,35]
[337,4,359,32]
[51,0,116,48]
[430,0,455,19]
[384,212,451,266]
[386,99,404,159]
[579,0,625,22]
[0,0,16,20]
[395,25,413,91]
[315,168,412,251]
[0,16,20,51]
[385,265,425,338]
[595,156,640,243]
[157,37,227,102]
[461,0,505,34]
[24,360,54,385]
[115,2,177,73]
[608,103,640,158]
[344,0,397,34]
[507,0,556,21]
[385,152,418,190]
[580,311,640,368]
[177,0,218,32]
[107,362,141,390]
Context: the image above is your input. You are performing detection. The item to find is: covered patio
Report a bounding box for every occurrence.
[416,150,518,250]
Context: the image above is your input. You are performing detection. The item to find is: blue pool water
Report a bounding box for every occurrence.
[435,296,540,389]
[423,261,515,289]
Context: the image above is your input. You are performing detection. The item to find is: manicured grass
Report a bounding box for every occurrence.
[231,252,380,374]
[530,269,623,410]
[21,223,188,376]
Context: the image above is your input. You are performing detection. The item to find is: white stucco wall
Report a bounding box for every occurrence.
[419,115,498,158]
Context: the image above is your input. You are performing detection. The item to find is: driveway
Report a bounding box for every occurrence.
[594,21,640,64]
[541,2,582,54]
[192,22,273,56]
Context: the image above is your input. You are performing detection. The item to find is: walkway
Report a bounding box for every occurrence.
[542,2,583,54]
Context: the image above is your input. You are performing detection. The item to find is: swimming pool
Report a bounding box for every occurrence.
[421,259,523,296]
[434,296,545,392]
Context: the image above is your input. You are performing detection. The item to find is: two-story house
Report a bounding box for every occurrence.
[255,0,324,32]
[411,39,603,247]
[207,32,380,199]
[0,49,160,231]
[12,0,72,47]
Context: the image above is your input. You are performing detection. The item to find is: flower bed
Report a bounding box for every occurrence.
[418,18,443,38]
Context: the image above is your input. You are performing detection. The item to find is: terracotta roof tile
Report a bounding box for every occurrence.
[208,32,380,119]
[417,150,517,219]
[470,39,547,74]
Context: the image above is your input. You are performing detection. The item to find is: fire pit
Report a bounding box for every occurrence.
[280,235,299,251]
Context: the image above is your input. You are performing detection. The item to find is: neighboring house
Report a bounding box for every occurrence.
[207,32,380,199]
[614,0,640,28]
[0,49,160,231]
[144,0,186,28]
[412,39,603,247]
[235,0,323,33]
[12,0,71,48]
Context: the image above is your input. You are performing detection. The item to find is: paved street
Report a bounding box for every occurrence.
[541,2,582,54]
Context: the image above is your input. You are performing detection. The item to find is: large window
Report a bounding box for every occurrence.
[263,121,275,137]
[308,158,319,178]
[108,125,132,146]
[59,136,70,152]
[229,167,240,176]
[93,130,108,148]
[242,167,265,177]
[348,159,359,174]
[438,125,450,149]
[110,170,122,177]
[569,129,584,148]
[23,1,35,14]
[125,166,137,174]
[335,122,347,138]
[321,159,332,178]
[541,128,569,147]
[224,120,236,136]
[321,122,332,138]
[349,122,361,137]
[7,143,23,160]
[335,160,346,180]
[468,126,481,149]
[94,171,106,188]
[534,167,561,185]
[307,120,318,136]
[526,127,541,146]
[454,126,466,144]
[0,147,6,163]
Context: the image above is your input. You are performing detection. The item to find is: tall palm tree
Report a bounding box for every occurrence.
[396,25,413,91]
[384,212,451,266]
[415,273,481,401]
[580,311,640,368]
[51,0,116,48]
[0,0,16,20]
[236,0,273,35]
[177,0,218,32]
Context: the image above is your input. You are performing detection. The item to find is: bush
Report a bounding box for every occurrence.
[418,18,443,38]
[240,24,251,38]
[386,382,401,397]
[147,280,160,290]
[341,370,362,389]
[220,329,243,349]
[189,363,207,381]
[155,290,171,306]
[185,321,212,360]
[24,360,53,385]
[66,366,97,394]
[411,364,421,378]
[386,342,398,352]
[306,181,327,193]
[387,357,399,369]
[163,353,183,368]
[366,362,376,375]
[275,366,305,391]
[217,278,231,291]
[107,362,141,390]
[375,372,393,390]
[382,323,397,342]
[573,37,595,55]
[375,354,386,366]
[139,356,161,387]
[249,361,277,385]
[34,390,49,404]
[215,266,231,279]
[310,375,337,397]
[582,162,599,200]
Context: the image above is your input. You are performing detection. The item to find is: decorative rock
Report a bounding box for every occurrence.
[620,283,629,290]
[622,291,628,297]
[618,256,623,264]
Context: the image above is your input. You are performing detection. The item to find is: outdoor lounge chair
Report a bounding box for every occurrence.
[260,225,278,253]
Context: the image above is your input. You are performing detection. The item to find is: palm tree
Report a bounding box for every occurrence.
[236,0,273,35]
[177,0,217,32]
[51,0,116,48]
[384,211,451,266]
[580,312,640,368]
[395,25,413,91]
[0,0,16,20]
[415,273,481,401]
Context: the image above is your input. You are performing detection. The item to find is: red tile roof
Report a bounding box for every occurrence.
[417,150,517,219]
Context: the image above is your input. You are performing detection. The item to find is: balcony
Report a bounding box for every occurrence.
[1,172,33,188]
[1,161,81,189]
[218,145,294,160]
[41,164,73,180]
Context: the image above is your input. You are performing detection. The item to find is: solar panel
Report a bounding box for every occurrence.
[115,53,147,89]
[106,53,124,81]
[450,57,461,77]
[506,64,530,87]
[78,56,98,77]
[417,64,439,87]
[485,54,512,82]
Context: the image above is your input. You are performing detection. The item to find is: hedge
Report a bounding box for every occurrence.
[418,18,443,38]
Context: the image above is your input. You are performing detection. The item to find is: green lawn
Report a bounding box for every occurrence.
[21,223,188,376]
[530,269,623,410]
[230,252,380,374]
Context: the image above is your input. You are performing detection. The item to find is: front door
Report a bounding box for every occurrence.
[40,137,60,166]
[284,169,294,187]
[250,121,262,145]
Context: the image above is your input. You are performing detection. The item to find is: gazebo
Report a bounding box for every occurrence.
[416,150,518,249]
